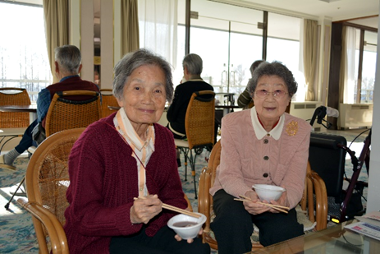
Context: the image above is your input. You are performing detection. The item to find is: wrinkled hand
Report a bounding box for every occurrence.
[243,188,290,214]
[242,191,270,215]
[174,228,203,243]
[130,195,162,224]
[267,190,289,213]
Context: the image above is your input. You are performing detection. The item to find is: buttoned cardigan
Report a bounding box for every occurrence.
[64,114,187,254]
[210,108,311,209]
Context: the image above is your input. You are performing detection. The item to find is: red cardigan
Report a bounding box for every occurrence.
[64,114,186,253]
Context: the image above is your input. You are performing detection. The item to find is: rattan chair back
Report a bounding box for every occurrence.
[185,90,215,150]
[45,90,101,136]
[0,87,31,128]
[20,128,85,254]
[100,89,119,118]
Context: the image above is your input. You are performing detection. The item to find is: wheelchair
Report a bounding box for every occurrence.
[308,106,370,223]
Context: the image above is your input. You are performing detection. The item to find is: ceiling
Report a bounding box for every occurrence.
[212,0,379,28]
[12,0,380,28]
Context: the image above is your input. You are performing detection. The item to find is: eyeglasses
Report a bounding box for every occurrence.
[255,89,288,99]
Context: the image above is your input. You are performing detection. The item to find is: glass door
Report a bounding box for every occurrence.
[229,21,263,96]
[360,30,377,103]
[189,1,263,104]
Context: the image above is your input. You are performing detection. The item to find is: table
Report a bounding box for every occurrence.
[215,104,240,116]
[215,93,235,106]
[0,104,38,124]
[250,220,380,253]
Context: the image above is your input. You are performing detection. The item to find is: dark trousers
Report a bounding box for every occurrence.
[110,225,210,254]
[211,189,304,254]
[15,119,38,154]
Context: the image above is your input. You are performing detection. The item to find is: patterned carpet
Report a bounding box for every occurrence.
[0,129,370,253]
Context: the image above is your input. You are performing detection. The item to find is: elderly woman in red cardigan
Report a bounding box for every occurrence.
[63,49,210,254]
[210,61,311,254]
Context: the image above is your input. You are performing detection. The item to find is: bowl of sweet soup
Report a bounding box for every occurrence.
[167,213,206,240]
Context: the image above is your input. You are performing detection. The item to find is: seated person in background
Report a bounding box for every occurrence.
[166,53,214,140]
[64,49,210,254]
[237,60,264,109]
[0,45,99,171]
[210,61,311,254]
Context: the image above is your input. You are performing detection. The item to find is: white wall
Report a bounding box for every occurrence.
[366,0,380,213]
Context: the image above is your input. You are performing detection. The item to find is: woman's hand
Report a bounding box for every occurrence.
[174,228,203,243]
[130,194,162,224]
[242,191,270,215]
[267,190,289,213]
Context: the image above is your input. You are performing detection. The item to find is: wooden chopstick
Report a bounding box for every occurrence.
[235,195,289,214]
[133,197,201,218]
[234,198,289,213]
[239,195,290,210]
[161,203,201,218]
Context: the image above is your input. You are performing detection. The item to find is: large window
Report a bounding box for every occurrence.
[358,30,377,103]
[267,13,305,102]
[0,2,51,103]
[176,0,303,103]
[344,25,377,104]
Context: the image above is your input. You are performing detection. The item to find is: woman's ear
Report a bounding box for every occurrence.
[116,97,124,108]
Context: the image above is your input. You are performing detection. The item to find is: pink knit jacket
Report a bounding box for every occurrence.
[64,114,187,253]
[210,109,311,208]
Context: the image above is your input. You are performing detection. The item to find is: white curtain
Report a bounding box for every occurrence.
[138,0,178,68]
[344,27,357,104]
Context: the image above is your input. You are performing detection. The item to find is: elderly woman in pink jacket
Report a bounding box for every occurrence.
[210,61,311,253]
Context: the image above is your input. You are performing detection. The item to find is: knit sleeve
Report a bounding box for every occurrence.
[273,119,311,208]
[211,113,254,197]
[65,122,142,237]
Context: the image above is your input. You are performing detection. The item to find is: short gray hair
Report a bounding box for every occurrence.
[54,45,81,74]
[113,49,174,103]
[247,61,297,98]
[249,60,264,77]
[182,53,203,75]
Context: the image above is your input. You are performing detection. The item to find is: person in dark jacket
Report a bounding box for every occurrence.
[0,45,99,171]
[166,53,214,139]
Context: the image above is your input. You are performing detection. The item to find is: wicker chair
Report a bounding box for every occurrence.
[100,89,119,118]
[0,87,31,128]
[174,91,215,199]
[45,90,101,136]
[17,128,85,254]
[198,140,328,251]
[17,127,192,254]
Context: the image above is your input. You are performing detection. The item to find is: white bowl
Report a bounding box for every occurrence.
[167,213,206,240]
[252,184,285,201]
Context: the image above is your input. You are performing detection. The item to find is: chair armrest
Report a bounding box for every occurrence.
[198,166,212,229]
[198,166,219,249]
[310,170,328,230]
[17,197,69,254]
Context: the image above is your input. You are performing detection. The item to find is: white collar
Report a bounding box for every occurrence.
[114,107,155,152]
[250,106,284,140]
